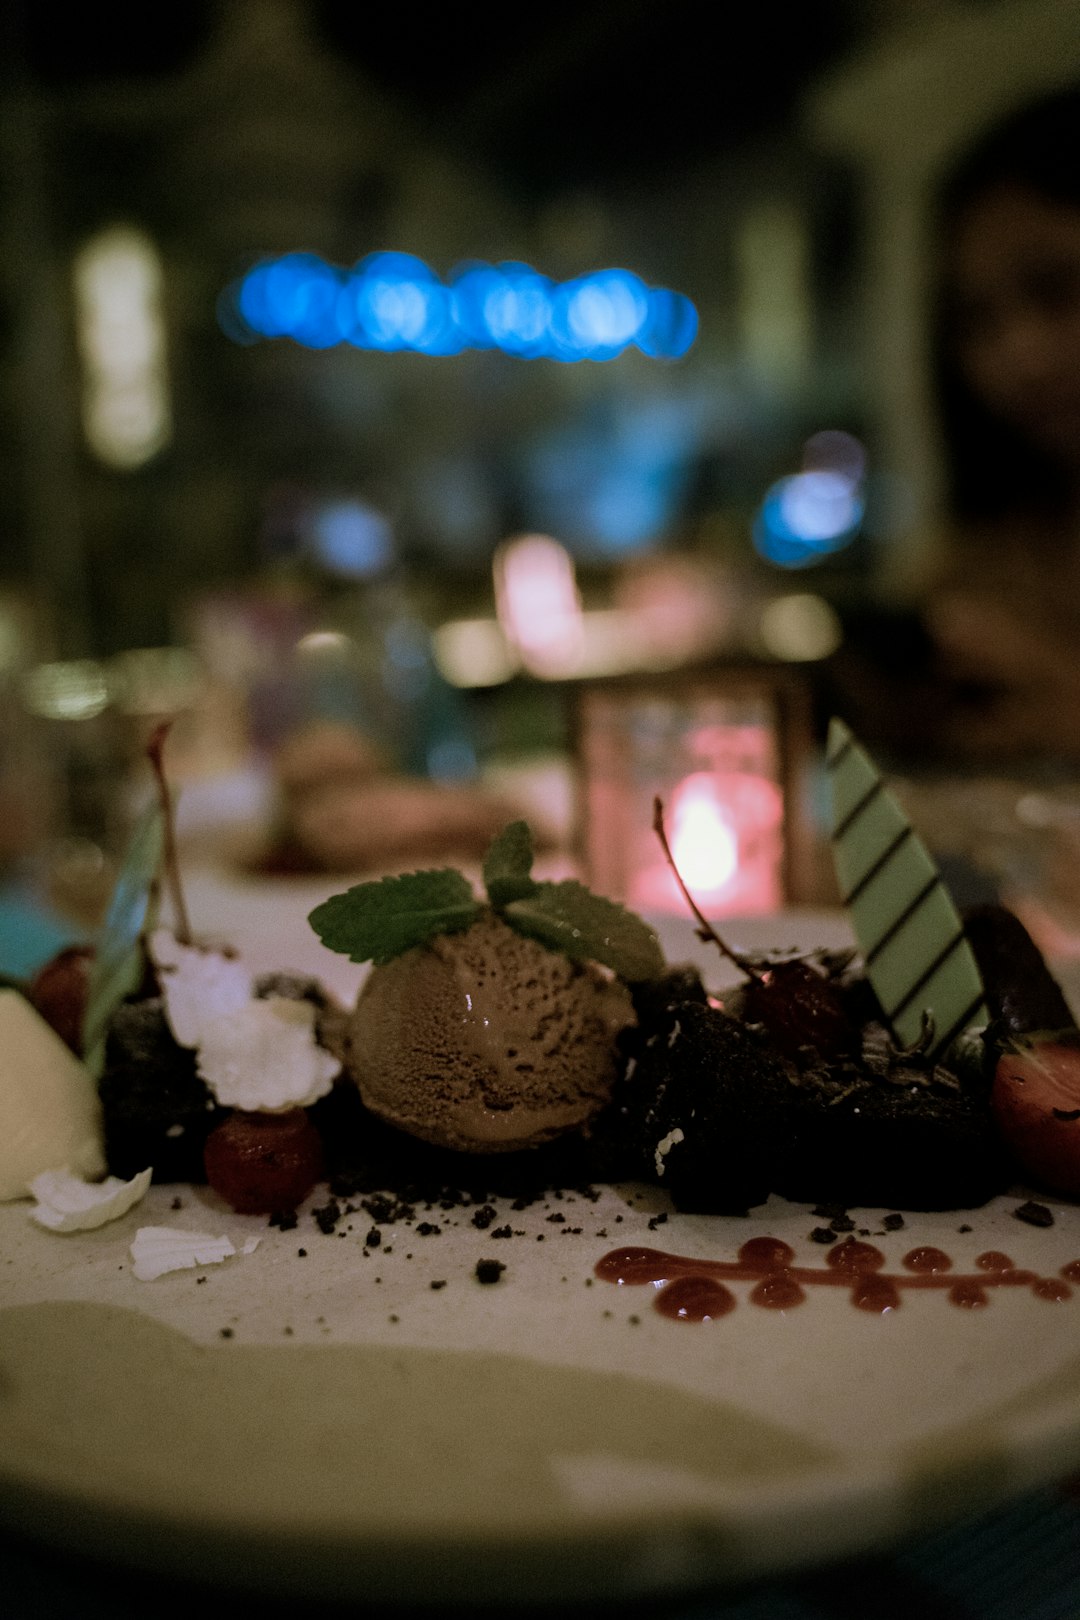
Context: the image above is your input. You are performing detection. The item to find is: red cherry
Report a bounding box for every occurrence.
[203,1108,324,1214]
[741,959,851,1061]
[992,1036,1080,1197]
[27,944,96,1054]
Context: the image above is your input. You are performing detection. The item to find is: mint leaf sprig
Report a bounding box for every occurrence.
[308,820,664,982]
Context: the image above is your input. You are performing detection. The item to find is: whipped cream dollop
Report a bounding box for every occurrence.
[148,930,339,1111]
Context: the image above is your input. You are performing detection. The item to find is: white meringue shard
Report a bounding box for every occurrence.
[194,995,338,1111]
[131,1225,238,1281]
[149,929,252,1048]
[29,1165,152,1232]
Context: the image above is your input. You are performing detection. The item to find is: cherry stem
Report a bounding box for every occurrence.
[651,797,760,980]
[147,721,192,945]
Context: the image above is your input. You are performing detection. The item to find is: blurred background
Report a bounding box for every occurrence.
[2,0,1079,953]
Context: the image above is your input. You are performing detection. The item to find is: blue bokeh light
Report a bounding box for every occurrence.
[223,252,698,362]
[753,471,866,569]
[309,500,394,578]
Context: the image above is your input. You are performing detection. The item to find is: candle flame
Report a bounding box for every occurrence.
[669,774,738,894]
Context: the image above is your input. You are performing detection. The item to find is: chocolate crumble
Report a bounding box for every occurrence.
[475,1259,505,1284]
[1014,1200,1055,1228]
[313,1199,342,1234]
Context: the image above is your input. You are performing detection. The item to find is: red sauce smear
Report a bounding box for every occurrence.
[595,1237,1080,1321]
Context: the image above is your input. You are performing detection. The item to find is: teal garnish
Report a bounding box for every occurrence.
[82,800,165,1076]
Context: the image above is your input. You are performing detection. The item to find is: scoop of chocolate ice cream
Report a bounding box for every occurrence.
[344,911,634,1152]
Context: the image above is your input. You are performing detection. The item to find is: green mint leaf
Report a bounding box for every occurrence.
[309,869,482,965]
[82,800,165,1076]
[503,881,664,982]
[483,820,538,907]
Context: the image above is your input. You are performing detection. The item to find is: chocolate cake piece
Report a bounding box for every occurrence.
[777,1031,1012,1211]
[608,998,801,1213]
[98,997,224,1181]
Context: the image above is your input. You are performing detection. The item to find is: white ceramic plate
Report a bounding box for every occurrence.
[3,871,1080,1608]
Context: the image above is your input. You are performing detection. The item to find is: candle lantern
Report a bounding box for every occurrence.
[573,668,815,917]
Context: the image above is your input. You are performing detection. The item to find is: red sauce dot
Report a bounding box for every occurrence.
[851,1274,900,1313]
[976,1251,1015,1272]
[1061,1260,1080,1283]
[826,1238,885,1273]
[1032,1278,1072,1303]
[902,1246,952,1273]
[949,1281,989,1308]
[738,1237,795,1271]
[750,1274,805,1310]
[656,1275,735,1322]
[594,1246,667,1286]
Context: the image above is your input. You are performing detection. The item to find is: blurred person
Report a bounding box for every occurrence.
[924,83,1080,758]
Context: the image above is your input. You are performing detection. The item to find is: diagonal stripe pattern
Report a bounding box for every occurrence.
[826,718,987,1055]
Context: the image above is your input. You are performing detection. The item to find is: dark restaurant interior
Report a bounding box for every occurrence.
[4,2,1080,1617]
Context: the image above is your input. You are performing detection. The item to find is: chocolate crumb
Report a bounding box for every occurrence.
[628,1315,641,1325]
[283,1326,293,1335]
[958,1224,973,1233]
[647,1213,669,1231]
[366,1227,381,1248]
[882,1213,906,1231]
[490,1224,513,1239]
[602,1309,613,1318]
[1014,1200,1055,1228]
[810,1227,836,1244]
[831,1214,855,1233]
[297,1248,307,1257]
[536,1234,544,1241]
[596,1228,608,1238]
[416,1221,441,1236]
[219,1328,233,1339]
[170,1196,183,1211]
[547,1212,566,1224]
[269,1209,298,1231]
[430,1279,447,1290]
[313,1199,342,1234]
[196,1275,206,1284]
[389,1313,399,1323]
[471,1204,497,1230]
[475,1259,505,1284]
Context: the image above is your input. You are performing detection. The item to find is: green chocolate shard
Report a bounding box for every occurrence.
[826,718,987,1056]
